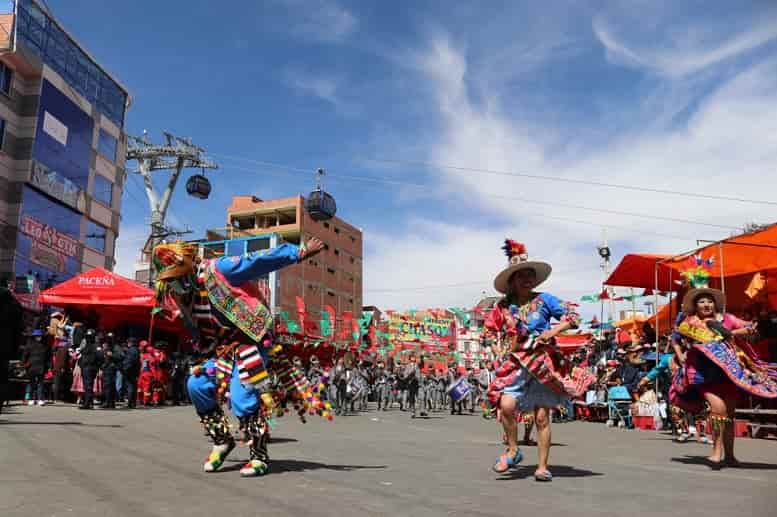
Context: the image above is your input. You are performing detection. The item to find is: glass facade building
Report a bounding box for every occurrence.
[15,0,128,126]
[0,0,130,288]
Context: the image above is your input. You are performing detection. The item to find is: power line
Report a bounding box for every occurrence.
[361,157,777,208]
[213,154,736,233]
[210,152,777,208]
[364,267,602,293]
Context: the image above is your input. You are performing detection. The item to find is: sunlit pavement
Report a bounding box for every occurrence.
[1,402,775,517]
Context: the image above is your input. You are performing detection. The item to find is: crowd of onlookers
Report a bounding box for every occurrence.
[8,312,193,410]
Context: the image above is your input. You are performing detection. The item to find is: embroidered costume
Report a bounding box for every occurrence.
[153,241,331,477]
[669,255,777,415]
[670,312,777,413]
[485,292,591,410]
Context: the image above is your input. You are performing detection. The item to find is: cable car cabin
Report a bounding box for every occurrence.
[186,174,211,199]
[305,189,337,221]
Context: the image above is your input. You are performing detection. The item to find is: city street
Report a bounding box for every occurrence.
[2,404,776,517]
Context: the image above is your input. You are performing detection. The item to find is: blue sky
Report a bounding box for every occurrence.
[48,0,777,314]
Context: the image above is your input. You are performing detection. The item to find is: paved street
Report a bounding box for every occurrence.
[2,403,776,517]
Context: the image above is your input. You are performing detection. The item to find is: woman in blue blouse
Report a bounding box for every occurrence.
[486,241,583,482]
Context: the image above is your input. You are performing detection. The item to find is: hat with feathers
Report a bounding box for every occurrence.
[493,240,552,294]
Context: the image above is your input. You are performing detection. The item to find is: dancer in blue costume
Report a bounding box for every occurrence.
[153,237,329,477]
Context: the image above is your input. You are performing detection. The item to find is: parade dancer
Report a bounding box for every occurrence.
[375,360,390,411]
[152,237,331,477]
[486,240,594,482]
[670,256,777,469]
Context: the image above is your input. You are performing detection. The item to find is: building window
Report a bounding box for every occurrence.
[323,222,330,229]
[334,249,339,255]
[350,257,355,264]
[247,238,270,253]
[334,227,340,234]
[92,174,113,207]
[350,235,356,243]
[327,267,335,274]
[97,129,118,162]
[85,220,107,253]
[0,118,5,152]
[0,62,12,95]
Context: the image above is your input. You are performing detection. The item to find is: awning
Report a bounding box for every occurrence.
[663,223,777,277]
[605,254,676,291]
[647,298,679,335]
[614,315,648,330]
[556,332,592,353]
[607,225,777,292]
[39,267,155,306]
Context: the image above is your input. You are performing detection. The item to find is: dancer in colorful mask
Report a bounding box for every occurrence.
[485,240,594,482]
[670,256,777,469]
[153,237,331,477]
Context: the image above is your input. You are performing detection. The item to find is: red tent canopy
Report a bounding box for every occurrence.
[39,267,155,306]
[605,254,675,291]
[39,268,186,333]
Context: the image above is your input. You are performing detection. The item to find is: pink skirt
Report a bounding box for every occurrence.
[70,365,103,395]
[71,364,83,394]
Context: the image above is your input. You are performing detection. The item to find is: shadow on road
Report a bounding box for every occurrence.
[217,458,386,474]
[268,437,298,444]
[496,465,603,480]
[671,455,777,470]
[0,420,123,428]
[270,459,386,474]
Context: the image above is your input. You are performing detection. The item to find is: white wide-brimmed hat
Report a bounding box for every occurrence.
[493,240,552,294]
[679,254,725,314]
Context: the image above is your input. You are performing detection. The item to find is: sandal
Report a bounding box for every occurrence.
[534,470,553,482]
[492,449,523,473]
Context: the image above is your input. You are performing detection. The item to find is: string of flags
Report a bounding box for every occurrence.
[580,288,665,303]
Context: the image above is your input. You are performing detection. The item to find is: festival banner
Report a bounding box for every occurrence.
[388,310,457,345]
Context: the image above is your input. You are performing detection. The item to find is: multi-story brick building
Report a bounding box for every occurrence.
[0,1,130,288]
[205,194,363,319]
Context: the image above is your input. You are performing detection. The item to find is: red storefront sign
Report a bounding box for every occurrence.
[21,216,79,258]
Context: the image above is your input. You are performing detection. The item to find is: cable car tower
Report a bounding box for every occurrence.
[125,131,218,281]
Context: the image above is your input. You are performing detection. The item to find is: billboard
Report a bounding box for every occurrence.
[15,186,81,282]
[388,311,457,345]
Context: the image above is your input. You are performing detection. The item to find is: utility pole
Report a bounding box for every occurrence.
[597,230,615,324]
[125,131,218,284]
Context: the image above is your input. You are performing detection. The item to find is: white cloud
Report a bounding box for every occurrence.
[283,67,340,105]
[281,0,357,44]
[113,224,148,279]
[362,31,777,314]
[593,15,777,77]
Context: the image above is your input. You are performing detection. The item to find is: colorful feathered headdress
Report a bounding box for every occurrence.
[153,242,197,281]
[502,239,528,265]
[679,254,725,314]
[680,254,715,289]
